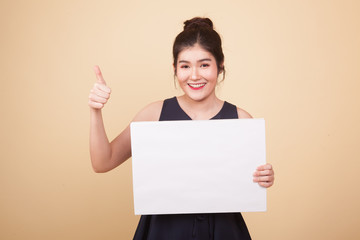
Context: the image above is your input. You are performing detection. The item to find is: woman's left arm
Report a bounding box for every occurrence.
[253,164,274,188]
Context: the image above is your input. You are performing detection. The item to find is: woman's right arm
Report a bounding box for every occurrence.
[88,66,162,173]
[88,66,119,173]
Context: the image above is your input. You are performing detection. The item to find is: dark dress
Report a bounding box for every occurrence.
[133,97,252,240]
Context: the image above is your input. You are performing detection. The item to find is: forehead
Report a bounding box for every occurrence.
[177,44,215,62]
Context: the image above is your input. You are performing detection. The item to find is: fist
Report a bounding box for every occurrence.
[88,65,111,109]
[253,163,275,188]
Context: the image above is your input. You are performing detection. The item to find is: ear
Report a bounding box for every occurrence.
[218,62,224,74]
[173,63,177,75]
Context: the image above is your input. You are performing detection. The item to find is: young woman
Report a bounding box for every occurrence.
[89,17,274,240]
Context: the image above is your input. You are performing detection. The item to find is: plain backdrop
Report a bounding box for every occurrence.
[1,0,359,239]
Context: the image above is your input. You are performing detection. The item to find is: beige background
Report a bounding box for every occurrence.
[1,0,360,239]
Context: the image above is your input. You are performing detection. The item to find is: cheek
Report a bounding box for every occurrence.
[176,71,188,82]
[203,69,218,80]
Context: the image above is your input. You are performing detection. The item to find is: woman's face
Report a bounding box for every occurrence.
[175,44,220,102]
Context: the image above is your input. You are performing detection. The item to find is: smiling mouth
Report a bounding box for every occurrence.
[188,83,206,90]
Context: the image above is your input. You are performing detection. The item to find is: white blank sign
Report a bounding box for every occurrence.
[130,119,266,215]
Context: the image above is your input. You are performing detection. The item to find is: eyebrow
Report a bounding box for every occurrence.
[178,58,212,63]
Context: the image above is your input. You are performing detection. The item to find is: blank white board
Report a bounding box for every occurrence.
[130,119,266,215]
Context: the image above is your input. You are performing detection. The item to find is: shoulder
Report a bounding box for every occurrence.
[132,100,164,122]
[237,107,253,119]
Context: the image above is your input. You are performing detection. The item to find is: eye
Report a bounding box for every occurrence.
[180,65,190,69]
[200,63,210,68]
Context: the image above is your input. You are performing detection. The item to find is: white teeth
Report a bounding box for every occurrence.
[188,83,206,88]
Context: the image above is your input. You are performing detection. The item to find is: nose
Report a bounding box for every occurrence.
[190,67,201,80]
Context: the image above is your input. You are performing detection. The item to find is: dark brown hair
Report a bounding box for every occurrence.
[173,17,225,80]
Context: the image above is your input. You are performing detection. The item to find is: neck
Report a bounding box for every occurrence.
[177,94,223,120]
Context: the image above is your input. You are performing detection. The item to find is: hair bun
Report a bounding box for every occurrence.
[183,17,213,31]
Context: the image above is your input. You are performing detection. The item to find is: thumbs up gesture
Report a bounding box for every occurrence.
[88,66,111,109]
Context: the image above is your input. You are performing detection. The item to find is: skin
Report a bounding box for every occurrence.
[175,44,223,120]
[88,45,274,188]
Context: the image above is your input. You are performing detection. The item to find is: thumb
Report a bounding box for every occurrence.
[94,65,107,85]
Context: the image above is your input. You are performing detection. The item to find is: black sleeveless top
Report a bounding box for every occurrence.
[133,97,251,240]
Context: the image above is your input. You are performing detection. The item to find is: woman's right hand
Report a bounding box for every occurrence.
[88,65,111,109]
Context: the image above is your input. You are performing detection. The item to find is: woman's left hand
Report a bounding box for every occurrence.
[253,163,274,188]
